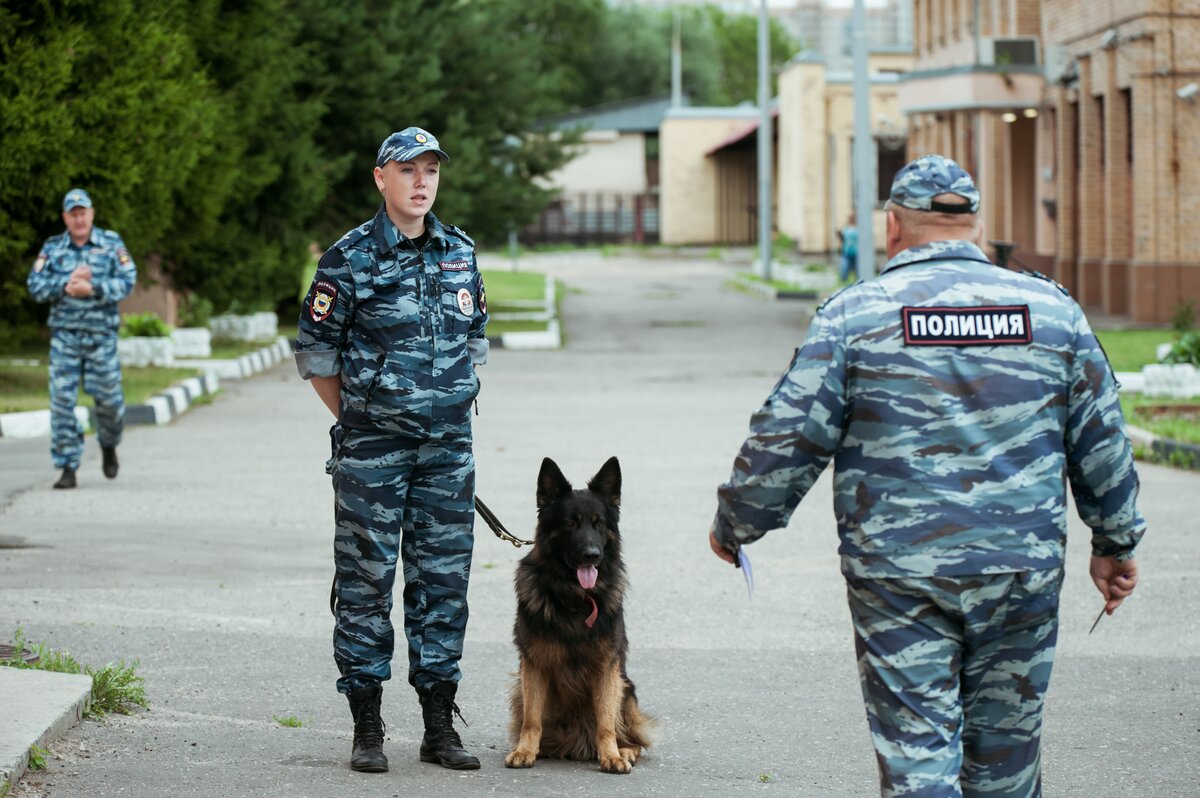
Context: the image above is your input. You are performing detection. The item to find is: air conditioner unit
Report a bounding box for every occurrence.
[979,37,1040,68]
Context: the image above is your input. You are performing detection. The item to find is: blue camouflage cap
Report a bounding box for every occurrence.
[62,188,92,211]
[889,154,980,214]
[375,127,450,167]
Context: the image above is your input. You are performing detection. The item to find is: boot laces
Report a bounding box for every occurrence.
[431,692,469,746]
[353,702,386,749]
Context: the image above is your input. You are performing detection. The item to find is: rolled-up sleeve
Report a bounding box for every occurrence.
[467,261,489,365]
[295,248,353,380]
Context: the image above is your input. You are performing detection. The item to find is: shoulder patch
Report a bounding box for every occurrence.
[1022,269,1071,297]
[902,305,1032,346]
[309,280,338,323]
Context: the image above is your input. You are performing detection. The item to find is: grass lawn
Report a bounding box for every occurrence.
[1094,328,1175,372]
[208,338,280,360]
[1122,395,1200,445]
[0,363,201,414]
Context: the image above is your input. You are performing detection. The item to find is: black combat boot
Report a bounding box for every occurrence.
[346,684,388,773]
[53,467,76,490]
[418,682,480,769]
[101,446,119,479]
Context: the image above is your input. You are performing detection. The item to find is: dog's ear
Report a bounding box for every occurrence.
[537,457,572,508]
[587,456,621,507]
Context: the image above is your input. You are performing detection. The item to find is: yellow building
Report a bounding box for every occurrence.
[659,50,913,251]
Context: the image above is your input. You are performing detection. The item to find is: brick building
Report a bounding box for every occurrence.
[898,0,1200,324]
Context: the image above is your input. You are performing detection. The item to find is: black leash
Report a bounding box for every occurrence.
[330,495,533,617]
[475,496,535,548]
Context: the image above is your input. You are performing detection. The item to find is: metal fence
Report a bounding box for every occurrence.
[521,192,660,246]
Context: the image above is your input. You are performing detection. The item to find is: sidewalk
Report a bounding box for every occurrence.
[1,252,1198,796]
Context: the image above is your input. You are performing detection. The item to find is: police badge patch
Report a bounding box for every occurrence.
[118,248,132,268]
[310,280,337,323]
[457,288,474,316]
[902,305,1032,346]
[33,254,47,272]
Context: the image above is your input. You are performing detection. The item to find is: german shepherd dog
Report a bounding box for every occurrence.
[504,457,654,774]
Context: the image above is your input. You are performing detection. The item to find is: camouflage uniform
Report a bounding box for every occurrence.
[27,191,137,471]
[713,156,1145,797]
[295,196,487,695]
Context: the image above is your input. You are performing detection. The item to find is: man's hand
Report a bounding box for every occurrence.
[65,276,93,297]
[709,528,736,565]
[1090,555,1138,614]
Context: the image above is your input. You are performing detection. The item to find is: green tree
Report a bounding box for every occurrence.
[0,0,220,348]
[163,0,327,312]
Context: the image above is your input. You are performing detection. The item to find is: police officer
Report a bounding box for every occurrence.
[709,155,1145,797]
[295,127,487,774]
[27,188,137,490]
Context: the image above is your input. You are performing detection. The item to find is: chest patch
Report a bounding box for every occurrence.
[33,254,47,272]
[439,259,470,271]
[310,280,338,323]
[457,288,474,316]
[902,305,1032,346]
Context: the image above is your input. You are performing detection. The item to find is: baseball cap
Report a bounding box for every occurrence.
[888,155,980,214]
[63,188,92,211]
[376,127,450,167]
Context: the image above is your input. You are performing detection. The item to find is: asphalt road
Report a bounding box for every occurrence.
[2,251,1197,797]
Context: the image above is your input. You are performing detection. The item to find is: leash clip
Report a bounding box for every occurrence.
[475,496,534,548]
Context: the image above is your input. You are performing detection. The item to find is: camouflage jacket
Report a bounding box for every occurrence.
[714,240,1146,578]
[295,207,488,440]
[27,227,137,333]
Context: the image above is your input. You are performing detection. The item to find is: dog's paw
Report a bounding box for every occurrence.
[599,752,633,774]
[505,749,537,769]
[619,746,641,765]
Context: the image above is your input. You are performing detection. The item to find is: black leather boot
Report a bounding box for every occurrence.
[346,684,388,773]
[101,446,119,479]
[418,682,480,769]
[53,467,76,489]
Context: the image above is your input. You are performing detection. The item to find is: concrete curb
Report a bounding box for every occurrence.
[0,666,93,791]
[0,337,289,438]
[732,272,825,301]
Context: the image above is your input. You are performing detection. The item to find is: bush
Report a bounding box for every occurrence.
[119,312,171,338]
[178,294,214,329]
[1163,330,1200,367]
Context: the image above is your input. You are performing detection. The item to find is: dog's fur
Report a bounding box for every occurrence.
[504,457,654,774]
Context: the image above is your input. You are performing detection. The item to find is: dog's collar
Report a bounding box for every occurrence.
[584,594,598,629]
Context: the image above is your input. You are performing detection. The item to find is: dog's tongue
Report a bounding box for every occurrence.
[577,565,598,590]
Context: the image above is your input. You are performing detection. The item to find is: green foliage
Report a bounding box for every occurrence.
[1162,331,1200,367]
[27,744,49,772]
[2,629,148,717]
[273,715,304,728]
[178,294,214,329]
[1,0,797,331]
[562,4,799,108]
[1172,300,1196,334]
[120,312,171,338]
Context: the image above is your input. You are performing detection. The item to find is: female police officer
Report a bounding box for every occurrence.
[295,127,488,774]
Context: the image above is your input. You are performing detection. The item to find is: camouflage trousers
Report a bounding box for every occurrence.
[329,427,475,695]
[846,569,1063,798]
[49,328,124,470]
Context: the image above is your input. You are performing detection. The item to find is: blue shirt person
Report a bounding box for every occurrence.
[295,127,487,774]
[710,155,1144,797]
[27,189,137,489]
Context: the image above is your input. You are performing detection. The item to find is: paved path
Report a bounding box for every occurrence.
[1,252,1198,796]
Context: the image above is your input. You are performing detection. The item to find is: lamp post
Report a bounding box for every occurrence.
[757,0,773,280]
